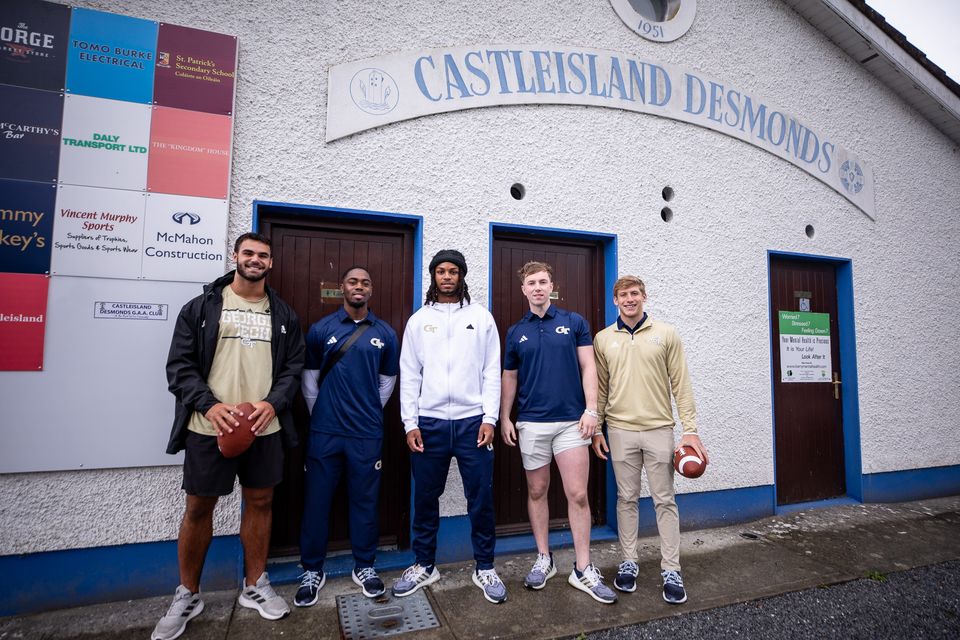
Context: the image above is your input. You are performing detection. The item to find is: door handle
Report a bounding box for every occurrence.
[832,372,842,399]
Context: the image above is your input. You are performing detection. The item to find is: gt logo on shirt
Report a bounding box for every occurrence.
[370,338,384,349]
[374,460,382,470]
[555,326,570,335]
[424,324,438,333]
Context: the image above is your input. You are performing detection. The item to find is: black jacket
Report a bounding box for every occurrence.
[165,271,305,454]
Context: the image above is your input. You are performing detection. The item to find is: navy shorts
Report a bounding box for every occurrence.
[182,431,284,496]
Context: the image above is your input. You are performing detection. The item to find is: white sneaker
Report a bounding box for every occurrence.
[238,572,290,620]
[151,585,203,640]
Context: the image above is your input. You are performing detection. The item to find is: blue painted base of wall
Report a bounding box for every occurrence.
[5,464,959,617]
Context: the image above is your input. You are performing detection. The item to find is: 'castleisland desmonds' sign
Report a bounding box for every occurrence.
[327,45,876,219]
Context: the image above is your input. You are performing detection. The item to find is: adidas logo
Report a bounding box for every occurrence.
[519,335,528,343]
[466,324,475,330]
[326,335,338,345]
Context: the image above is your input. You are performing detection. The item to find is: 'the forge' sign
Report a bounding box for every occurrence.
[327,44,875,219]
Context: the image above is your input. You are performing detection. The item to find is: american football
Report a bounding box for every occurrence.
[673,445,706,478]
[217,402,257,458]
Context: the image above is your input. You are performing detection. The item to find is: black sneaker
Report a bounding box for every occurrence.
[661,569,687,604]
[353,566,386,598]
[294,570,325,607]
[614,560,638,592]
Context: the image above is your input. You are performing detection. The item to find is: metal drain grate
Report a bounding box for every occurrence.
[337,590,440,639]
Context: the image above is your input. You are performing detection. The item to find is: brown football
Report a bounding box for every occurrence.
[217,402,257,458]
[673,445,706,478]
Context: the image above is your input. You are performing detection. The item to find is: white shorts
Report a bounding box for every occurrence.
[516,420,589,471]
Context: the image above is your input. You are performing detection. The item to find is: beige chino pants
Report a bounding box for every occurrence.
[608,425,680,571]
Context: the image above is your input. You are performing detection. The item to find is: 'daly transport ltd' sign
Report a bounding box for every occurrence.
[327,45,876,219]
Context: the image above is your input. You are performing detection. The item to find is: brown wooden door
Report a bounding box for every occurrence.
[770,257,845,505]
[491,232,607,533]
[259,209,415,556]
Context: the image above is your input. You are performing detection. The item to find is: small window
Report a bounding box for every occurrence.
[610,0,697,42]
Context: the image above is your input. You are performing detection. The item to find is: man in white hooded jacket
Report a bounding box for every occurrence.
[392,249,507,604]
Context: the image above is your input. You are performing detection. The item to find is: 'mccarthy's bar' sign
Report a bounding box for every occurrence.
[327,44,875,219]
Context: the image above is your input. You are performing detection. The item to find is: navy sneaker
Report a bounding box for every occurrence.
[472,567,508,604]
[661,569,687,604]
[523,552,556,590]
[568,564,618,604]
[353,566,386,598]
[392,563,440,597]
[614,560,638,593]
[294,570,325,607]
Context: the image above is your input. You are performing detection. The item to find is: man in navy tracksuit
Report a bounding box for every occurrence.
[294,266,399,606]
[392,249,507,604]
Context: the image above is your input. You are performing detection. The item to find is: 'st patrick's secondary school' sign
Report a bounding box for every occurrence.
[327,45,875,219]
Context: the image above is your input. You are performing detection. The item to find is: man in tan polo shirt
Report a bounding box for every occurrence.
[592,275,708,605]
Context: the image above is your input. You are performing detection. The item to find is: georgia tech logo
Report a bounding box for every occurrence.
[648,335,663,346]
[171,211,201,225]
[555,326,570,335]
[370,337,384,349]
[424,324,438,333]
[374,459,382,471]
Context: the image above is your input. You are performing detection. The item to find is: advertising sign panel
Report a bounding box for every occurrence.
[65,7,158,104]
[58,94,152,190]
[0,273,49,371]
[154,23,237,115]
[779,311,832,383]
[141,193,227,282]
[0,178,56,274]
[147,106,232,199]
[0,84,63,183]
[51,184,146,279]
[0,0,70,91]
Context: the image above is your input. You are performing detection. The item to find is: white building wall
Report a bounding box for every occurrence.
[2,0,958,556]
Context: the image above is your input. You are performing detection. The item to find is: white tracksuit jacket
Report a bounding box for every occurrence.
[399,301,501,433]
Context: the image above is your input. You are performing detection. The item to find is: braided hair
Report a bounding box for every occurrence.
[425,277,471,307]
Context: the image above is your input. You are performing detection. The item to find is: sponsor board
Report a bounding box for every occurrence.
[65,7,157,104]
[147,106,232,198]
[0,84,63,183]
[0,0,70,91]
[58,94,152,190]
[154,23,238,115]
[0,178,56,274]
[141,192,227,282]
[50,184,146,279]
[94,300,168,320]
[0,272,49,370]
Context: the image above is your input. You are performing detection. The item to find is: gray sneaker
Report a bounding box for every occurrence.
[392,563,440,597]
[568,564,618,604]
[238,572,290,620]
[472,567,508,604]
[523,552,557,590]
[151,585,204,640]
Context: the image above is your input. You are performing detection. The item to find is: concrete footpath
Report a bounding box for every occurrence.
[3,495,958,639]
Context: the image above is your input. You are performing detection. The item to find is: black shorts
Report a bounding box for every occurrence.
[182,431,284,496]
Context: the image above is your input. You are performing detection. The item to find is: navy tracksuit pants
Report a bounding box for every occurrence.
[411,415,496,570]
[300,432,381,572]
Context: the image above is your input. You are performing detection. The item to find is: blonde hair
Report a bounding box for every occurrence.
[517,261,554,282]
[613,275,646,297]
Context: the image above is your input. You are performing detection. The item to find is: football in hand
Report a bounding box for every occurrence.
[217,402,257,458]
[673,445,706,478]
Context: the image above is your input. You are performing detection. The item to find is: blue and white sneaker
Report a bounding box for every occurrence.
[614,560,638,593]
[294,570,325,607]
[472,567,508,604]
[353,566,386,598]
[661,569,688,604]
[524,552,557,590]
[392,563,440,597]
[568,564,618,604]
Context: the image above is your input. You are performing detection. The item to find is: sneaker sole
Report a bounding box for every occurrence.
[238,593,290,620]
[523,565,557,590]
[294,573,325,607]
[471,573,507,604]
[352,572,386,598]
[614,580,637,593]
[392,568,440,598]
[663,591,688,604]
[151,599,204,640]
[567,573,617,604]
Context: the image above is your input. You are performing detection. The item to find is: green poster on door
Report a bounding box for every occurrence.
[778,311,832,383]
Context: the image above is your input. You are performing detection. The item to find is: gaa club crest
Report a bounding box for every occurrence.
[350,67,399,115]
[839,160,864,194]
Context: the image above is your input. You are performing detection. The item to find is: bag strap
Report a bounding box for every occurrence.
[317,322,372,386]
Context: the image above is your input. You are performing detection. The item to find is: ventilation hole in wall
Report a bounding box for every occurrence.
[662,186,674,201]
[661,207,673,222]
[510,183,526,200]
[805,224,815,239]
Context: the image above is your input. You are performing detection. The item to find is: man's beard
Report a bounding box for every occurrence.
[345,297,366,309]
[237,263,269,282]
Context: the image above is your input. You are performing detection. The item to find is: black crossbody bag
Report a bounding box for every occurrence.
[317,322,371,386]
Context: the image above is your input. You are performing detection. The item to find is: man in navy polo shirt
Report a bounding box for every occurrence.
[294,266,399,606]
[500,261,617,604]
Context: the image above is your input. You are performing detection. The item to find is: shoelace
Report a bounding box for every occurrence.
[164,590,195,617]
[251,580,279,600]
[619,560,639,576]
[662,570,683,587]
[401,564,427,582]
[355,567,379,582]
[299,570,322,589]
[531,554,552,574]
[476,569,502,586]
[581,564,605,587]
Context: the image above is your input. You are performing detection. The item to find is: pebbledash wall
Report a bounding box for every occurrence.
[2,0,959,615]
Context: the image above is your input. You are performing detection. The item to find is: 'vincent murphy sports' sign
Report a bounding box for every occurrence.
[327,44,875,219]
